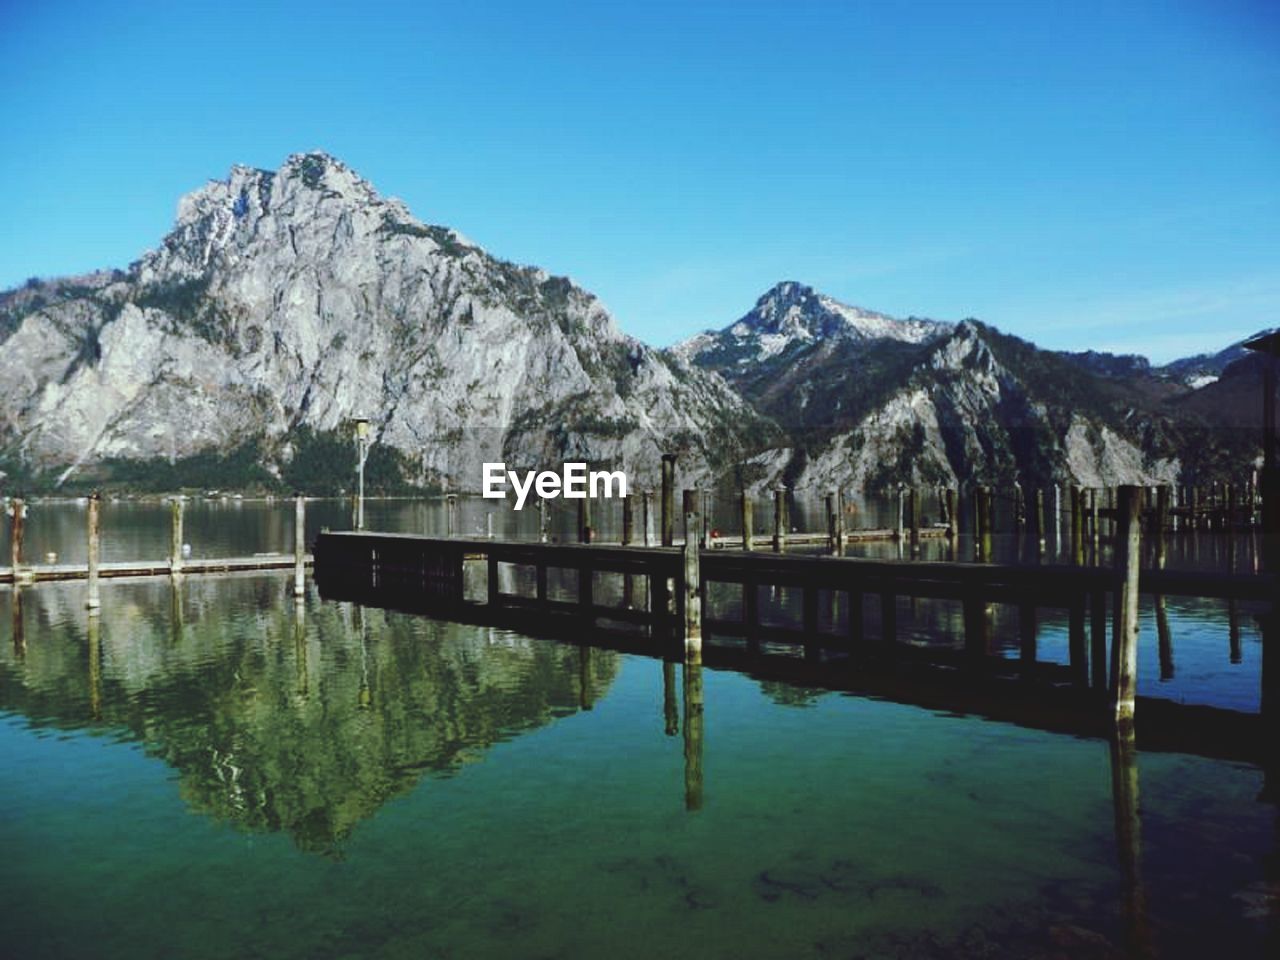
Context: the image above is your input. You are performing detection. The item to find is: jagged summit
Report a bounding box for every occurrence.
[0,152,769,490]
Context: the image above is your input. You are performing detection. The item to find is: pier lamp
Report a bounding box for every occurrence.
[353,416,371,530]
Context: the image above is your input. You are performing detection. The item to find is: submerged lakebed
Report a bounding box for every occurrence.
[0,500,1276,957]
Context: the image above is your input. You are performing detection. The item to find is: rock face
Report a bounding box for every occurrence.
[677,286,1187,491]
[0,154,1257,494]
[0,153,770,490]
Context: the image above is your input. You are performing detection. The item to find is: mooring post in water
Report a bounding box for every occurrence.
[621,494,634,546]
[835,488,845,553]
[643,489,654,546]
[682,510,702,658]
[896,485,905,542]
[86,492,101,610]
[9,497,24,580]
[976,485,992,562]
[578,491,592,544]
[539,498,550,543]
[1071,486,1084,565]
[293,495,306,598]
[909,487,921,557]
[740,489,753,551]
[1034,487,1046,558]
[944,488,957,550]
[1089,488,1099,560]
[446,493,458,537]
[1054,484,1062,554]
[825,491,838,554]
[1111,485,1143,729]
[169,496,184,575]
[660,453,677,546]
[1013,482,1025,535]
[772,486,786,553]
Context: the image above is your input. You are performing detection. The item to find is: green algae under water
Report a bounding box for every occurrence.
[0,570,1276,959]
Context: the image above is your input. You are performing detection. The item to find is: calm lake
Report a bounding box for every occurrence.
[0,498,1276,958]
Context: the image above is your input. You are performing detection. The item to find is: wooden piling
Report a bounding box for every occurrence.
[9,497,24,579]
[1054,484,1062,553]
[86,492,101,610]
[643,489,655,547]
[1071,486,1084,565]
[1111,485,1143,729]
[1034,488,1046,558]
[944,488,958,552]
[578,492,592,544]
[446,493,458,537]
[896,486,906,542]
[661,453,677,546]
[683,510,702,657]
[169,497,184,574]
[1013,482,1025,534]
[772,486,786,553]
[977,485,992,562]
[909,487,921,557]
[740,490,753,551]
[539,498,550,543]
[294,495,306,598]
[621,494,634,546]
[834,488,845,553]
[1089,488,1099,559]
[825,491,838,554]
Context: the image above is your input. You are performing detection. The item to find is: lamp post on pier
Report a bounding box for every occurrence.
[353,416,371,531]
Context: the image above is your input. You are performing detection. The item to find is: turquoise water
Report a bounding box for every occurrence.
[0,570,1276,958]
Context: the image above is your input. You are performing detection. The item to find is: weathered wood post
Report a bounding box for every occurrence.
[621,494,634,546]
[643,489,654,546]
[169,497,184,575]
[1111,485,1143,729]
[1013,482,1025,536]
[1034,487,1047,558]
[539,497,550,543]
[896,485,905,543]
[293,495,306,598]
[446,493,458,537]
[683,508,702,658]
[1071,486,1084,565]
[977,485,992,562]
[909,487,921,557]
[825,491,838,554]
[86,492,101,610]
[9,497,24,580]
[1054,484,1062,555]
[661,453,677,546]
[945,488,958,553]
[1155,485,1170,558]
[740,489,753,551]
[1089,488,1100,560]
[834,488,845,553]
[772,486,786,553]
[701,490,713,548]
[578,491,592,544]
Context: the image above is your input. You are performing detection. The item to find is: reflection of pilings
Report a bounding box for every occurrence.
[1109,732,1152,958]
[663,660,678,736]
[87,612,102,720]
[1229,601,1242,664]
[11,586,23,657]
[293,600,309,701]
[1156,596,1174,681]
[579,645,593,710]
[356,605,372,709]
[683,510,702,659]
[171,576,185,645]
[682,659,704,812]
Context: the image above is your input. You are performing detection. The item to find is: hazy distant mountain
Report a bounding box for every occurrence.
[0,152,772,491]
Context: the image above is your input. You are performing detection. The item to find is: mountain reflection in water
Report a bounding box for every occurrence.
[0,576,619,853]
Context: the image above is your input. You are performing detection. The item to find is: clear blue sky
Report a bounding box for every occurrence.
[1,0,1276,361]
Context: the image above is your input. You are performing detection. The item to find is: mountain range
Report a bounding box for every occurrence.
[0,153,1264,495]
